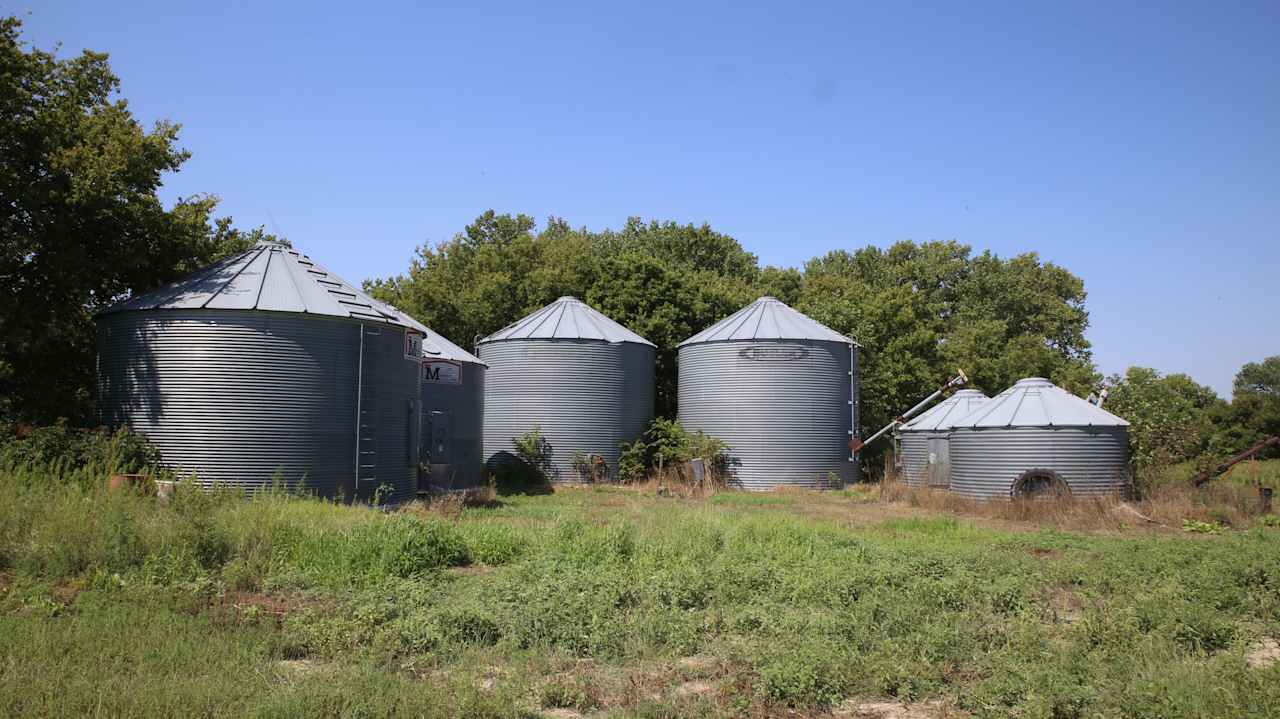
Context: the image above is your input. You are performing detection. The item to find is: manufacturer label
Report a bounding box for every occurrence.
[738,346,809,362]
[404,331,423,361]
[422,360,462,385]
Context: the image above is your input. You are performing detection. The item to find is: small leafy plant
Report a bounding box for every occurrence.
[1181,518,1223,534]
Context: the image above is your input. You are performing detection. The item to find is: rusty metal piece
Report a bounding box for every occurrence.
[1193,436,1280,487]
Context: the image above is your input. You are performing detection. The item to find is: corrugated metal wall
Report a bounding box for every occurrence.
[949,426,1130,499]
[96,310,419,504]
[480,339,654,482]
[899,432,932,487]
[678,340,857,491]
[900,433,955,488]
[420,361,486,491]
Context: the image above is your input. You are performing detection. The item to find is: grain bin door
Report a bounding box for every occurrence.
[424,409,454,490]
[927,436,950,488]
[428,410,453,464]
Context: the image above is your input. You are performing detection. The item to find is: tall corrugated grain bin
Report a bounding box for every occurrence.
[478,296,655,482]
[899,389,990,488]
[95,241,422,504]
[409,317,487,493]
[677,297,859,491]
[949,377,1130,499]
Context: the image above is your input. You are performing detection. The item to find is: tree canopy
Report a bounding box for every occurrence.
[1106,358,1280,478]
[0,17,270,423]
[367,211,1098,458]
[1234,356,1280,400]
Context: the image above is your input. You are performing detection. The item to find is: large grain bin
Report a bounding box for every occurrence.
[95,241,422,504]
[678,297,859,490]
[400,314,486,493]
[899,389,990,488]
[949,377,1130,500]
[478,297,654,482]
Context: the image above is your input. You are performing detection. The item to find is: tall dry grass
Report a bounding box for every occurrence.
[878,472,1271,532]
[635,460,729,499]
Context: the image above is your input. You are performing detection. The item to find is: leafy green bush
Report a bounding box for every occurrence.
[513,426,553,476]
[431,607,501,646]
[0,424,160,478]
[617,418,730,482]
[756,645,850,707]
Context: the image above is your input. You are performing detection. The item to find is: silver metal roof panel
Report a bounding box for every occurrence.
[678,296,854,346]
[100,241,411,328]
[478,296,655,346]
[951,377,1129,428]
[902,389,991,431]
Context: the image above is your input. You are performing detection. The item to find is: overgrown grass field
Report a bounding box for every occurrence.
[1,462,1279,718]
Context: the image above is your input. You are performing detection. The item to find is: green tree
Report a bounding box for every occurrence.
[370,215,1100,470]
[0,17,268,423]
[1234,356,1280,399]
[1104,367,1225,472]
[367,212,757,416]
[797,241,1096,449]
[1210,356,1280,457]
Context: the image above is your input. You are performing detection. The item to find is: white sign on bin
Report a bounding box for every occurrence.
[404,331,423,361]
[422,359,462,385]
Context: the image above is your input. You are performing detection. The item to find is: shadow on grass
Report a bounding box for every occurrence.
[487,452,555,497]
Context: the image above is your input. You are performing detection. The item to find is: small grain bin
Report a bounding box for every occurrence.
[899,389,990,488]
[678,297,859,490]
[949,377,1130,499]
[395,313,487,493]
[478,297,655,482]
[95,241,422,504]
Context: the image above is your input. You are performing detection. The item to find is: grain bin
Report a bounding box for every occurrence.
[678,297,859,491]
[949,377,1130,499]
[95,241,422,504]
[399,314,487,493]
[478,297,655,482]
[899,389,990,488]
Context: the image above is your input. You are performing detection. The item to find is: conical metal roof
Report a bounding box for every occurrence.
[478,296,654,346]
[951,378,1129,428]
[679,297,854,347]
[100,241,413,328]
[902,389,991,432]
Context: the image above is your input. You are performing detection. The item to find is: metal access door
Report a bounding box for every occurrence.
[420,409,454,491]
[426,410,452,464]
[926,436,950,487]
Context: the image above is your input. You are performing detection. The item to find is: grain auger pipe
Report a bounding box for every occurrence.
[1192,436,1280,487]
[848,369,968,453]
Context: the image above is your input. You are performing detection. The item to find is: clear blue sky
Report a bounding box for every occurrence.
[19,1,1279,397]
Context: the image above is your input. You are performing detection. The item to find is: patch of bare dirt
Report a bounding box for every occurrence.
[208,590,320,626]
[51,581,83,606]
[833,698,963,718]
[1042,587,1087,625]
[1029,547,1063,560]
[277,659,333,677]
[673,680,715,698]
[676,655,718,673]
[541,710,584,719]
[1247,638,1280,669]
